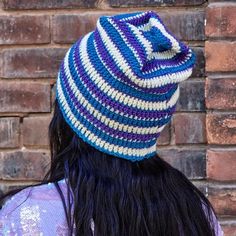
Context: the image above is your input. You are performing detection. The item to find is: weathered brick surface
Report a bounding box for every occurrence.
[206,78,236,110]
[158,149,206,179]
[207,149,236,181]
[0,82,50,113]
[157,124,170,146]
[191,47,205,78]
[159,11,205,41]
[209,186,236,216]
[206,114,236,144]
[52,13,104,44]
[176,80,205,111]
[0,15,50,45]
[23,116,51,147]
[206,4,236,38]
[205,41,236,72]
[109,0,206,7]
[52,11,205,44]
[0,48,67,78]
[2,0,98,10]
[205,2,236,226]
[222,224,236,236]
[0,151,50,181]
[0,118,20,148]
[173,113,206,144]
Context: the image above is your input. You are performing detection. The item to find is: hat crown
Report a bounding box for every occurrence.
[95,11,195,92]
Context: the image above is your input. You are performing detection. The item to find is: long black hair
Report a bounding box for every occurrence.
[46,99,217,236]
[1,99,217,236]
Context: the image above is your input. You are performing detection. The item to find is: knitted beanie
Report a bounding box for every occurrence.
[56,11,195,162]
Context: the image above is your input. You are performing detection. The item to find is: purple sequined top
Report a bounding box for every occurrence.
[0,179,224,235]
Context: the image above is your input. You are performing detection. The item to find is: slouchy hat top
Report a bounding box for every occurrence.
[56,11,196,161]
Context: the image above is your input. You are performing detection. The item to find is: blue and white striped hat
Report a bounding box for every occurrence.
[56,11,195,162]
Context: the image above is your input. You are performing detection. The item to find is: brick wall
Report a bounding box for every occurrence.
[0,0,235,234]
[205,2,236,235]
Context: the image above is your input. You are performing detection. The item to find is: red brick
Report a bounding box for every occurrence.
[158,148,206,179]
[0,118,20,148]
[207,149,236,181]
[23,116,51,147]
[173,113,206,144]
[206,78,236,110]
[205,41,236,72]
[2,0,98,10]
[0,81,50,113]
[209,186,236,216]
[0,48,67,78]
[157,124,170,146]
[222,224,236,236]
[0,15,50,45]
[0,151,50,181]
[109,0,206,7]
[206,4,236,38]
[159,11,205,41]
[52,11,205,44]
[176,80,205,111]
[52,13,104,44]
[191,47,205,78]
[206,114,236,144]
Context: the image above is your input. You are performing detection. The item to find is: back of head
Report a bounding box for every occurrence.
[49,11,217,236]
[49,100,216,236]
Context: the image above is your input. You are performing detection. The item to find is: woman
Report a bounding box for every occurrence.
[0,11,223,236]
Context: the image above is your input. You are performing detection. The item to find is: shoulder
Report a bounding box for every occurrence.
[0,179,68,235]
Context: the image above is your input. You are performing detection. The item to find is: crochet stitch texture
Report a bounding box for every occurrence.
[56,11,196,161]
